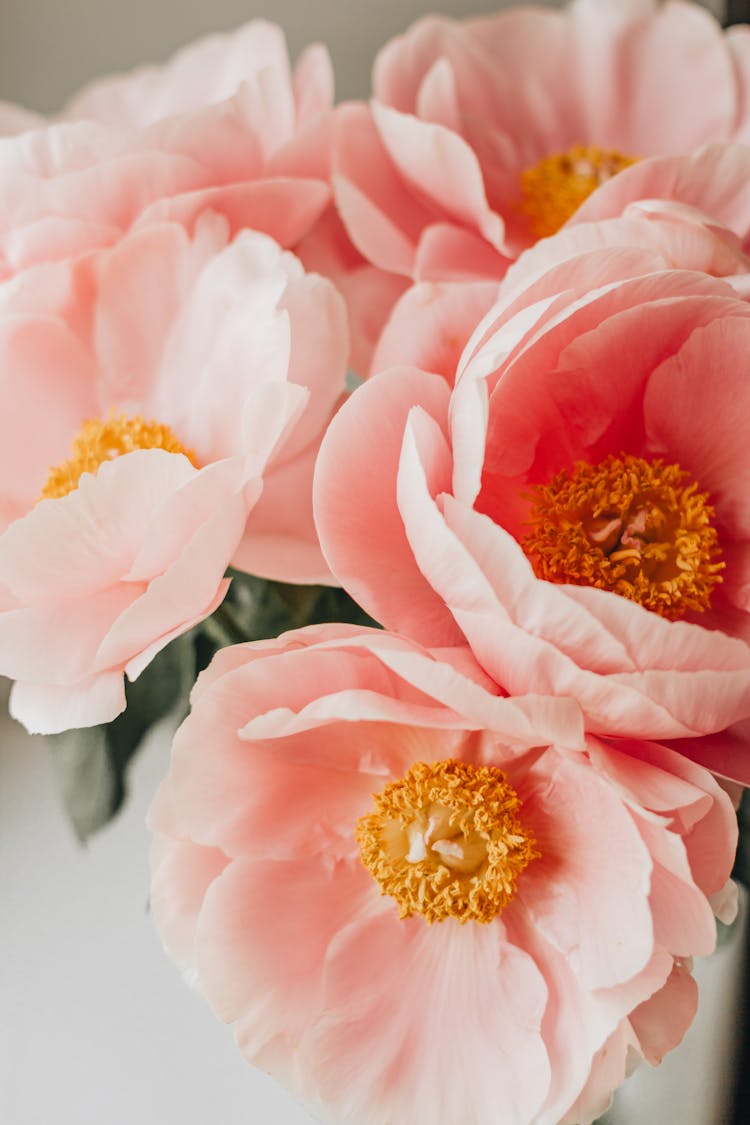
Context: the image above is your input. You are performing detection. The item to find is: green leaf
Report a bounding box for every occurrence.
[49,726,122,844]
[199,573,381,658]
[107,631,195,773]
[48,631,196,842]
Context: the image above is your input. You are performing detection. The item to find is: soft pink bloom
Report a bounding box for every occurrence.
[0,215,347,733]
[0,22,334,280]
[334,0,750,287]
[315,226,750,778]
[149,625,737,1125]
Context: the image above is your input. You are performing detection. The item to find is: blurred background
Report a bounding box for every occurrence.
[0,0,726,109]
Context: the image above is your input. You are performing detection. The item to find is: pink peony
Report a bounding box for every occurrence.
[334,0,750,287]
[314,223,750,776]
[0,214,347,733]
[0,22,335,280]
[149,624,737,1125]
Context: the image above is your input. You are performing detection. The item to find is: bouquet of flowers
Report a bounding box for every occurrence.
[3,1,750,1121]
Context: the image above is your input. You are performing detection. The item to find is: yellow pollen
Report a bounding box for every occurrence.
[39,414,196,501]
[522,453,724,619]
[356,759,537,925]
[519,144,639,238]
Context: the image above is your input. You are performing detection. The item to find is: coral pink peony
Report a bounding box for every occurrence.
[334,0,750,287]
[0,22,335,280]
[149,625,737,1125]
[315,224,750,777]
[0,214,347,733]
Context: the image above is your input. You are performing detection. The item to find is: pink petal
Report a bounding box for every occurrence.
[292,44,335,125]
[372,102,506,252]
[276,267,348,459]
[513,748,654,990]
[636,817,717,957]
[314,366,461,643]
[94,220,221,410]
[150,831,229,976]
[371,280,499,381]
[573,0,736,154]
[728,27,750,144]
[415,221,510,281]
[95,484,247,670]
[194,856,372,1054]
[666,724,750,787]
[9,668,126,733]
[0,314,98,523]
[628,961,698,1065]
[333,103,432,276]
[304,909,550,1125]
[415,58,462,132]
[234,440,334,585]
[438,497,750,738]
[588,738,737,898]
[136,178,330,251]
[0,449,196,604]
[644,314,750,537]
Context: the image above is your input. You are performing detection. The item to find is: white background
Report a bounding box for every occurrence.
[0,2,740,1124]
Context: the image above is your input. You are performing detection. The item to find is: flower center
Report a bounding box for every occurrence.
[356,759,537,924]
[39,414,195,501]
[518,144,639,238]
[522,453,724,619]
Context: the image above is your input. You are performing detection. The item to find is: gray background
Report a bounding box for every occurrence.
[0,0,723,111]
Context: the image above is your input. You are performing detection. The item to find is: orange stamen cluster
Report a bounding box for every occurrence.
[519,144,639,238]
[523,453,724,619]
[357,759,537,925]
[39,414,195,501]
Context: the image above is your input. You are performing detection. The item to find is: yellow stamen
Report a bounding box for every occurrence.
[523,453,724,619]
[356,759,537,925]
[39,414,196,501]
[519,144,639,238]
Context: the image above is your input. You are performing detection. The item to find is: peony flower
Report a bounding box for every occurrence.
[149,624,737,1125]
[314,223,750,776]
[0,21,335,280]
[0,213,347,733]
[0,21,400,375]
[333,0,750,288]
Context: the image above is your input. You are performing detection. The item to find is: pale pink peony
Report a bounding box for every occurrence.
[149,625,737,1125]
[334,0,750,288]
[0,22,335,280]
[314,224,750,779]
[0,214,347,733]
